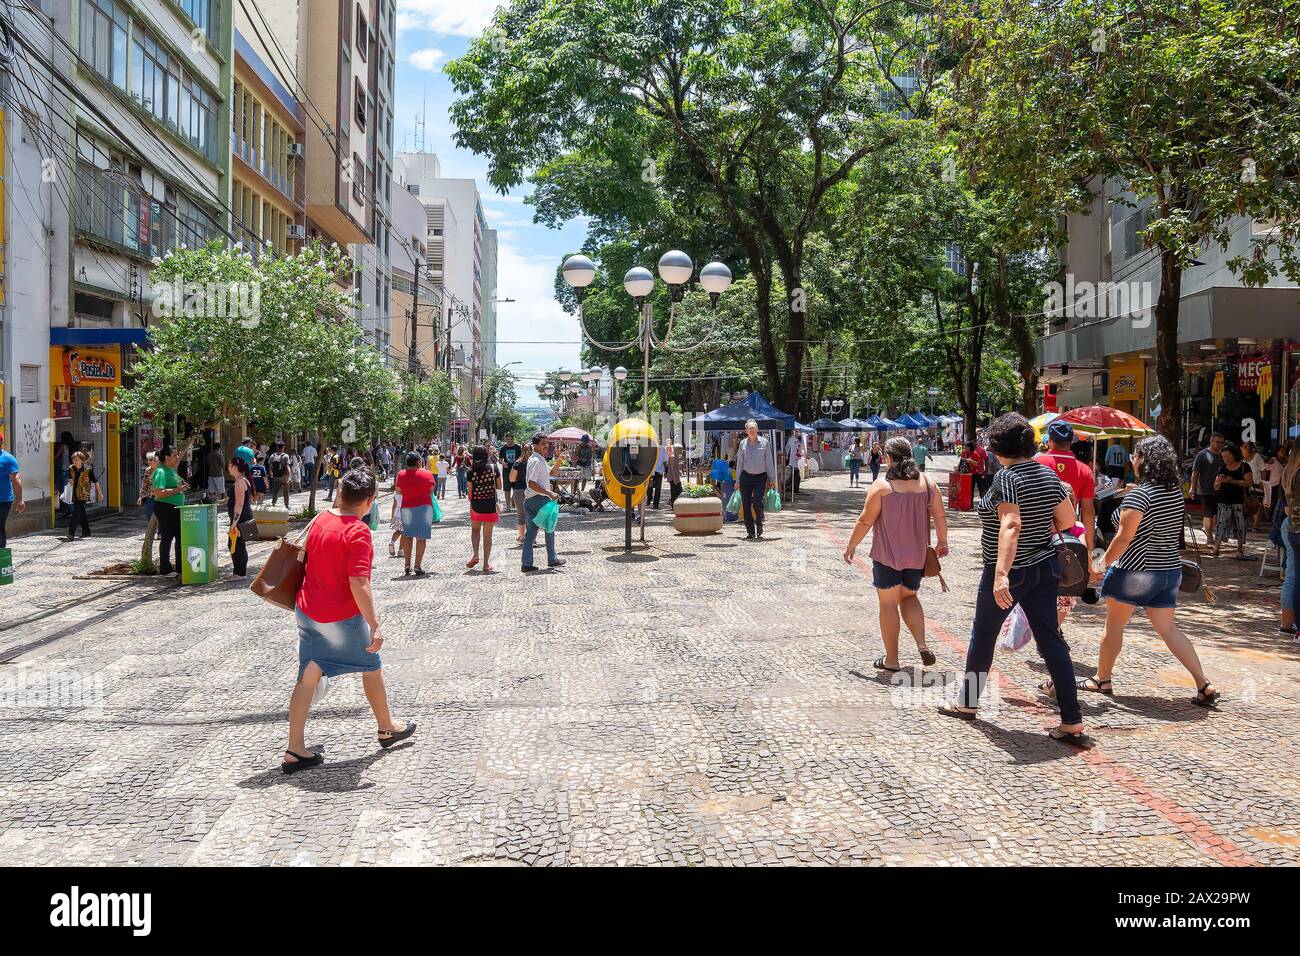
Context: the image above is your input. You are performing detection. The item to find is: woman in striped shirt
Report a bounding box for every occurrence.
[939,413,1089,746]
[1045,435,1219,706]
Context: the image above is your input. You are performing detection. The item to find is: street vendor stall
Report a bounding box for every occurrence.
[690,392,796,501]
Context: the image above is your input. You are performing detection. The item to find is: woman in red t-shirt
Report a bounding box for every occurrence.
[282,468,415,773]
[394,451,436,576]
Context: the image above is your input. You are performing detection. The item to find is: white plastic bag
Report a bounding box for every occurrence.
[311,674,331,705]
[59,483,73,505]
[996,604,1033,653]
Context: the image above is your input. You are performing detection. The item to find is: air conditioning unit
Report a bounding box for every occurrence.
[287,143,304,159]
[287,224,307,240]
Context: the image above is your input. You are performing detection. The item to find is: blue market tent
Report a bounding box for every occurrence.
[794,421,816,433]
[811,417,853,432]
[836,417,875,430]
[915,413,941,427]
[867,414,905,431]
[691,392,797,431]
[896,413,930,429]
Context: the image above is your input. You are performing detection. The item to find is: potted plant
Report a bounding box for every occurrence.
[673,483,724,535]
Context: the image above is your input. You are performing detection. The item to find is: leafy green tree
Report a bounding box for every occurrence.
[398,372,457,446]
[942,0,1300,446]
[449,0,932,410]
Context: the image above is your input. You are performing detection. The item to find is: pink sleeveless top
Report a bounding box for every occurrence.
[869,480,932,571]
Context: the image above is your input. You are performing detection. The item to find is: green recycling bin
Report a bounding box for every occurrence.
[0,548,12,586]
[179,503,218,585]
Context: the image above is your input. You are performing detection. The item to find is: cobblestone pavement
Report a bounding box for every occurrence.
[1,457,1297,866]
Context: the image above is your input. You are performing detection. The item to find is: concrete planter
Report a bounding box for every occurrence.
[673,496,724,535]
[253,505,293,540]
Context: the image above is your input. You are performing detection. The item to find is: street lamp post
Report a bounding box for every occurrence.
[612,366,628,416]
[562,249,732,544]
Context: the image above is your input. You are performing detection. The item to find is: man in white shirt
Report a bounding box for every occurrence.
[301,442,318,485]
[522,434,564,572]
[784,431,803,496]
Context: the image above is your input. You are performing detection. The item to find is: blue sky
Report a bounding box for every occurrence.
[394,1,588,403]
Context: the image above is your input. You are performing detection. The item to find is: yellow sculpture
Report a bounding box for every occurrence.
[602,418,659,508]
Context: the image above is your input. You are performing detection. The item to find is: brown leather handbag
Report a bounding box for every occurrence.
[249,512,321,611]
[923,547,949,592]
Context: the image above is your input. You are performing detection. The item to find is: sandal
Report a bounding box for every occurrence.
[1078,676,1113,695]
[937,704,978,721]
[414,567,426,576]
[378,720,417,749]
[918,647,937,667]
[281,750,324,774]
[1048,726,1094,749]
[482,564,493,574]
[1193,682,1221,707]
[466,557,479,569]
[403,567,411,576]
[873,656,902,673]
[1038,680,1057,699]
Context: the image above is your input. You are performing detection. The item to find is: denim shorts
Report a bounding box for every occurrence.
[1100,566,1181,609]
[295,607,381,679]
[872,561,923,592]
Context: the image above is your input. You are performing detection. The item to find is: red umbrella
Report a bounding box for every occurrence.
[1055,405,1154,438]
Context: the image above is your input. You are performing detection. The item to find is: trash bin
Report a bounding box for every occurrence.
[948,471,973,512]
[0,547,12,586]
[179,503,218,585]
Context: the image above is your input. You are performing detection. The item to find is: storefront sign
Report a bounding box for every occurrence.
[1236,354,1271,392]
[63,348,121,387]
[1110,360,1144,402]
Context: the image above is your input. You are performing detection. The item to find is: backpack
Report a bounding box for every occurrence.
[270,454,288,478]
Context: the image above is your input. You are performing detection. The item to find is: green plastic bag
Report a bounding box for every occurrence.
[532,498,560,533]
[726,490,741,513]
[0,548,12,586]
[764,488,782,512]
[367,500,380,530]
[431,497,444,523]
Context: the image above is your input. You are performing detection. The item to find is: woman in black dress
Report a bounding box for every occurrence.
[227,457,255,578]
[466,446,502,573]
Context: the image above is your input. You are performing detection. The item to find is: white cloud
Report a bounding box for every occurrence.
[491,240,581,400]
[407,48,446,71]
[396,0,499,37]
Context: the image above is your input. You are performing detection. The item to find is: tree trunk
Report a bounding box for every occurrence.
[753,268,782,402]
[779,263,806,412]
[306,422,323,514]
[1155,253,1184,451]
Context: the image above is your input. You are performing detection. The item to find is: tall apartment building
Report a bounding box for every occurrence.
[1,0,233,535]
[1038,179,1300,449]
[232,0,305,258]
[390,170,438,372]
[396,151,499,435]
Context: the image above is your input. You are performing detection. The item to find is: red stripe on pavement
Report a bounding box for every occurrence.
[815,508,1259,867]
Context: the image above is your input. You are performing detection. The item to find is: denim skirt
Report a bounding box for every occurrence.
[401,504,433,540]
[295,607,381,678]
[1100,566,1181,609]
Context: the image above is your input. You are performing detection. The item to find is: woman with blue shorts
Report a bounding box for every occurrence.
[1044,434,1219,707]
[283,467,416,773]
[842,436,949,671]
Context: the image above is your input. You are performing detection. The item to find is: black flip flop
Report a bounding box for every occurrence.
[281,750,323,774]
[378,720,417,749]
[1048,727,1095,749]
[1192,683,1221,707]
[919,647,937,667]
[873,656,902,673]
[937,704,977,721]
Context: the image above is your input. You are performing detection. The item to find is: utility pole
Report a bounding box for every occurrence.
[406,258,423,376]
